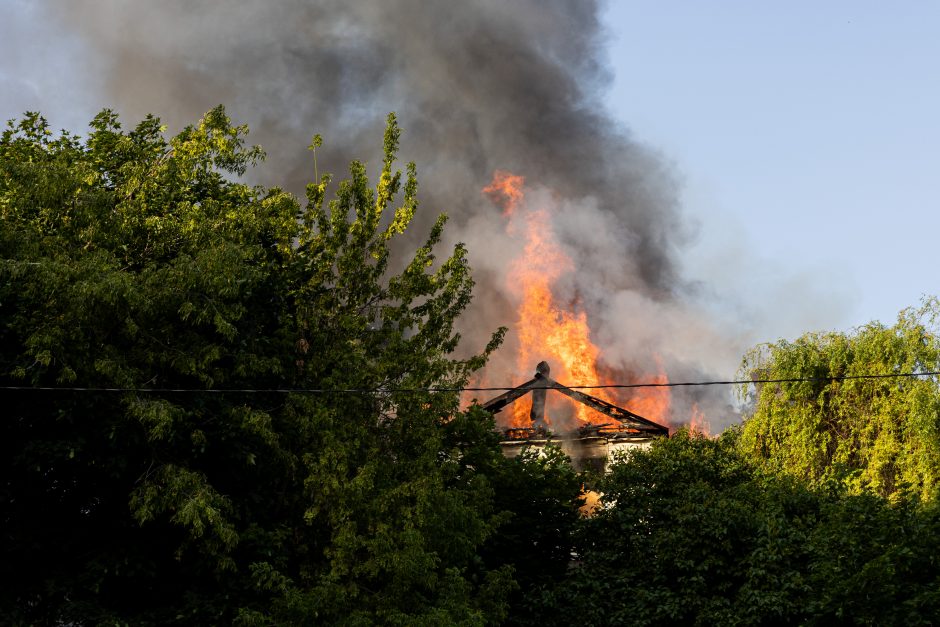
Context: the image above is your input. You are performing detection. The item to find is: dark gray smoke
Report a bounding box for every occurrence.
[39,0,739,430]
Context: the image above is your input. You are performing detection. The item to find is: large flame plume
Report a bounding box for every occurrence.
[483,171,675,431]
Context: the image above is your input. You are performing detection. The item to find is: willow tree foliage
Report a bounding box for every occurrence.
[737,299,940,500]
[0,107,515,624]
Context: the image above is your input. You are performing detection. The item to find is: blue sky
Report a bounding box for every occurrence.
[602,2,940,335]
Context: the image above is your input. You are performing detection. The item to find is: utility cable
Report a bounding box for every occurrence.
[0,370,938,394]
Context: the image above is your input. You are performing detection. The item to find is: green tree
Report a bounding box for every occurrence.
[556,431,789,626]
[738,298,940,500]
[542,430,940,626]
[479,446,584,626]
[0,107,512,624]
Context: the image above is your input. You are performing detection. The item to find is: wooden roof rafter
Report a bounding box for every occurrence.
[482,361,669,438]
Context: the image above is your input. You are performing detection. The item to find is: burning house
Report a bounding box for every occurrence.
[473,170,684,465]
[483,361,669,472]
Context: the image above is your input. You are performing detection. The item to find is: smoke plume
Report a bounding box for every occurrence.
[38,0,740,429]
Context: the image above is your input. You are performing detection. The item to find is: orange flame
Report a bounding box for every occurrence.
[483,171,525,217]
[483,170,672,430]
[623,366,671,428]
[689,403,711,437]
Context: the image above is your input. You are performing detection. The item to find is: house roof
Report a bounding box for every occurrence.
[481,361,669,440]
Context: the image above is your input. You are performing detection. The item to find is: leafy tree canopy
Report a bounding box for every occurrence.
[544,430,940,626]
[0,106,521,624]
[737,298,940,500]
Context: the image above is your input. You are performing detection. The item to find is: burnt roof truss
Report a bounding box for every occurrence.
[481,361,669,438]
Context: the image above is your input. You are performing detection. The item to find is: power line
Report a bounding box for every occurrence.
[0,370,938,394]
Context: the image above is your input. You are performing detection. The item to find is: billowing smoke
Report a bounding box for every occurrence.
[34,0,740,429]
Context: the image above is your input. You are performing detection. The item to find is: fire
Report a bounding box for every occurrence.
[484,171,525,216]
[689,403,711,436]
[579,488,603,518]
[622,366,671,428]
[483,170,671,429]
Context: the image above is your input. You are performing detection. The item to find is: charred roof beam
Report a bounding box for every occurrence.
[480,361,669,436]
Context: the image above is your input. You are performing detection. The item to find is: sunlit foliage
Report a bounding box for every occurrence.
[738,299,940,500]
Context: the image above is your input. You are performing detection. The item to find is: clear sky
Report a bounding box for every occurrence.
[2,1,937,344]
[601,1,940,336]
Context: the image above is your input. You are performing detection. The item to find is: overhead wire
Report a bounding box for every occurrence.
[0,370,938,394]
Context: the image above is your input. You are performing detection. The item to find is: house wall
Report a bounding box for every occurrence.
[499,436,657,472]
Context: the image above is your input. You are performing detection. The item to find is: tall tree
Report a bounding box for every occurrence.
[0,107,512,624]
[737,299,940,500]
